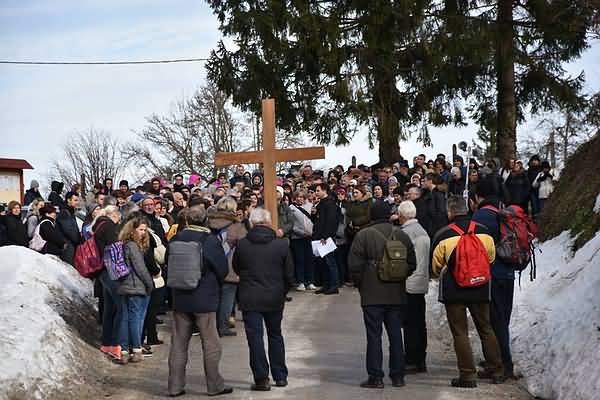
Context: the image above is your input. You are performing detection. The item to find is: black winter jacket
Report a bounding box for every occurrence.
[170,228,228,314]
[48,181,66,210]
[39,216,66,256]
[93,216,119,257]
[423,188,448,238]
[233,225,295,312]
[57,206,81,246]
[503,171,530,210]
[312,196,339,240]
[4,214,28,247]
[142,211,167,246]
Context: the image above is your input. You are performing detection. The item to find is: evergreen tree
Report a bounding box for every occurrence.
[443,0,599,161]
[205,1,466,164]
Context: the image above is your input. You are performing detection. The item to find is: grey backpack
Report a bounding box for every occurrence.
[167,240,203,290]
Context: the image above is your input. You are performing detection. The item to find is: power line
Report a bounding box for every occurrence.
[0,57,209,65]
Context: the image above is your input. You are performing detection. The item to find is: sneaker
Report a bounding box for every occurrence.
[323,288,339,295]
[296,283,306,291]
[108,346,122,360]
[142,347,153,358]
[306,284,318,291]
[113,351,129,365]
[100,345,112,355]
[360,377,384,389]
[146,338,164,346]
[130,349,143,363]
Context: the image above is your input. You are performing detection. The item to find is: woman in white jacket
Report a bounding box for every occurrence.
[532,161,555,212]
[288,191,316,291]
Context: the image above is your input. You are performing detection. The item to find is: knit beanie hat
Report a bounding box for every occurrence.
[119,180,129,187]
[30,180,40,189]
[370,200,392,221]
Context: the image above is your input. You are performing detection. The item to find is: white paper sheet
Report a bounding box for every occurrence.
[311,238,337,258]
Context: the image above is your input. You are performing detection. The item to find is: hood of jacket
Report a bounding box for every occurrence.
[51,181,64,193]
[207,208,238,231]
[246,225,276,244]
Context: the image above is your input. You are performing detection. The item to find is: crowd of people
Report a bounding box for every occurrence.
[0,152,555,395]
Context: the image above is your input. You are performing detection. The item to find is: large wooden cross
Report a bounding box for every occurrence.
[214,98,325,230]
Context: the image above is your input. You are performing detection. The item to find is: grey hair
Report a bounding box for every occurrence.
[216,196,238,212]
[249,207,272,227]
[187,205,208,226]
[103,195,118,206]
[397,201,417,219]
[103,205,120,219]
[447,195,468,216]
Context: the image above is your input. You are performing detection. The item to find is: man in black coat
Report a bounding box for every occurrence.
[167,206,233,397]
[422,173,448,238]
[233,208,295,391]
[140,197,167,246]
[57,191,81,264]
[312,183,340,294]
[349,201,417,389]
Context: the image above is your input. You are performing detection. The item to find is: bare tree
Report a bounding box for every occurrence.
[519,107,598,168]
[124,84,244,181]
[50,128,129,190]
[125,82,311,182]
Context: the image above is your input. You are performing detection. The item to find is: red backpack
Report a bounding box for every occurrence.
[74,221,106,278]
[448,221,491,288]
[482,205,537,274]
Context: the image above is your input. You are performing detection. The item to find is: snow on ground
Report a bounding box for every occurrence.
[0,246,101,400]
[512,231,600,400]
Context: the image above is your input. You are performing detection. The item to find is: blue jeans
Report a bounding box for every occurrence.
[319,252,339,290]
[118,295,150,350]
[242,310,288,382]
[99,271,123,347]
[363,305,405,379]
[217,283,237,334]
[290,238,314,285]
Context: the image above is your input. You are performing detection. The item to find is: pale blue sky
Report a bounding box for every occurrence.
[1,1,599,187]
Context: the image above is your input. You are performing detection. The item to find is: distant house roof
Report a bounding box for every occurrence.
[0,158,34,170]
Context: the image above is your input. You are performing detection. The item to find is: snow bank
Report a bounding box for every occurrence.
[0,246,101,400]
[512,231,600,400]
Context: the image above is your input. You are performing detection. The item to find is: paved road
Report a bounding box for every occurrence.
[101,286,531,400]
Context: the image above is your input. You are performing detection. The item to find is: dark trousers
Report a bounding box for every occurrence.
[362,305,405,379]
[445,302,503,381]
[403,293,427,365]
[99,271,122,347]
[242,310,288,382]
[490,279,515,375]
[290,238,315,285]
[143,287,163,343]
[335,243,349,284]
[317,252,339,290]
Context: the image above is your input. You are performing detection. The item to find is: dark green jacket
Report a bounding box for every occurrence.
[345,193,372,229]
[277,203,293,238]
[349,220,417,306]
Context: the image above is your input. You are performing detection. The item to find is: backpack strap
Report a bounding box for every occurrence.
[448,223,464,236]
[481,205,500,213]
[466,221,477,234]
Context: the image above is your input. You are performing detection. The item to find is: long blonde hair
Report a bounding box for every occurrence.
[118,217,150,253]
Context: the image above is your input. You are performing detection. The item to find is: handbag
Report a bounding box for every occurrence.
[153,265,165,289]
[149,229,166,265]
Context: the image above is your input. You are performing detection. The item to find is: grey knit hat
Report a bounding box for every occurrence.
[30,180,39,189]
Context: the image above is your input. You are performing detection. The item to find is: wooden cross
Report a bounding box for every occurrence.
[214,98,325,230]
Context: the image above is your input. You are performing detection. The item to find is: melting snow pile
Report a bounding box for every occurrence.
[512,231,600,400]
[0,246,100,400]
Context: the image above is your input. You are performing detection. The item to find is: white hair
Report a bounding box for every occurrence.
[397,201,417,219]
[250,207,272,227]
